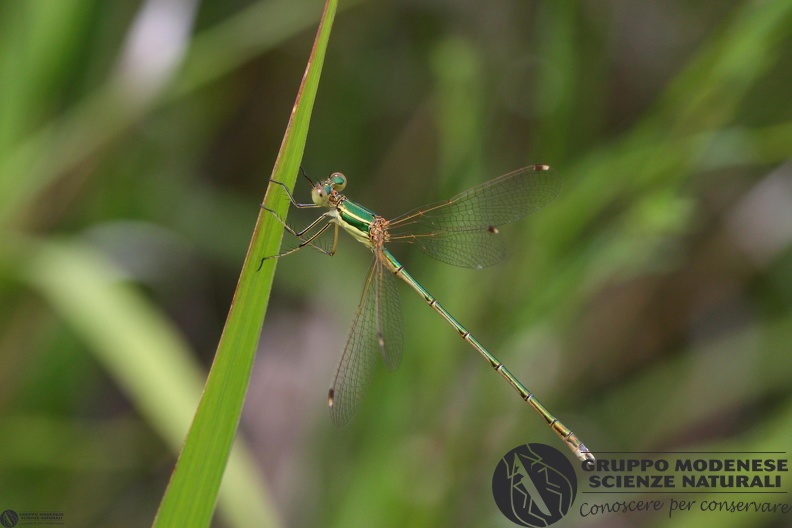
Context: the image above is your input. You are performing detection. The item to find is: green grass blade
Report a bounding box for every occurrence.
[152,0,339,526]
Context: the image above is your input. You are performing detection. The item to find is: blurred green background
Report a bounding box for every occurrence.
[2,0,792,526]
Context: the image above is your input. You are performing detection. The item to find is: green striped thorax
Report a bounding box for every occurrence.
[311,172,381,248]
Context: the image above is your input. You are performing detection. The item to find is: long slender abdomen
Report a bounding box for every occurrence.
[381,249,594,461]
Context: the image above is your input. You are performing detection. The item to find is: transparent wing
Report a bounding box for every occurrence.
[399,230,509,269]
[375,252,403,371]
[390,165,560,231]
[387,165,560,268]
[328,254,403,427]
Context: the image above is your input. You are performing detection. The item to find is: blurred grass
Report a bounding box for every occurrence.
[0,0,791,527]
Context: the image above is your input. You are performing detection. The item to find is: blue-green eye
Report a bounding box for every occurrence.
[330,172,347,191]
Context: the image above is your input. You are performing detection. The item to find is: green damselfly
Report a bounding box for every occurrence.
[261,165,594,461]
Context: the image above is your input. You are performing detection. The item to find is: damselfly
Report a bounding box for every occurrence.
[261,165,593,461]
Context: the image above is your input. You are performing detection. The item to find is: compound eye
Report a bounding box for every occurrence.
[330,172,347,191]
[311,185,328,205]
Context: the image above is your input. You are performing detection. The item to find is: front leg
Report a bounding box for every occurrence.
[266,179,318,208]
[263,206,329,238]
[258,219,338,270]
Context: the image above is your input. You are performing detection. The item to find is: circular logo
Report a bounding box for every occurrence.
[492,443,578,527]
[0,510,18,528]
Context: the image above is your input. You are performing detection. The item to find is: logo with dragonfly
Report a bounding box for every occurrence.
[492,443,578,526]
[0,510,18,528]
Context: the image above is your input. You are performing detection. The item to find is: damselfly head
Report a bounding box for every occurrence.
[312,172,348,206]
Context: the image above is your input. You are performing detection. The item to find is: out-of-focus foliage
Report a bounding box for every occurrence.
[0,1,790,527]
